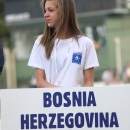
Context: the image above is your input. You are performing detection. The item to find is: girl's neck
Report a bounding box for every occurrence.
[60,31,73,39]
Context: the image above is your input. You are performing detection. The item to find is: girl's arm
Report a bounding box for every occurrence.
[83,67,94,87]
[35,68,59,88]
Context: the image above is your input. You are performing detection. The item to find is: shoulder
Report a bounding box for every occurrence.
[32,35,43,48]
[78,35,93,42]
[31,35,44,51]
[35,35,43,45]
[78,35,94,46]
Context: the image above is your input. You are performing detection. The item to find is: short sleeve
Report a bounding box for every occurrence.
[28,36,45,69]
[83,38,99,70]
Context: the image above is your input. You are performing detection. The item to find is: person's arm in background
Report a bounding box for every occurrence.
[0,42,4,75]
[83,67,94,87]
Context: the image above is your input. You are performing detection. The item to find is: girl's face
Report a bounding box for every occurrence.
[44,0,60,28]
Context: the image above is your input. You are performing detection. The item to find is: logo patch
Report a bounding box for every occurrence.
[72,52,82,64]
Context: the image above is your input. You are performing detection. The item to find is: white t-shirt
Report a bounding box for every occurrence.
[28,35,99,87]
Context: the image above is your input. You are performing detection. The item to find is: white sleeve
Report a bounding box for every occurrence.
[83,38,99,70]
[28,37,45,69]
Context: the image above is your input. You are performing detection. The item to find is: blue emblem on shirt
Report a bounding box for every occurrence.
[72,52,82,64]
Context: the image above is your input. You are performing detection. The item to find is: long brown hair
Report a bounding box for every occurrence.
[40,0,83,59]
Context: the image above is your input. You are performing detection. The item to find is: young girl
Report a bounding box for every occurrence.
[28,0,99,88]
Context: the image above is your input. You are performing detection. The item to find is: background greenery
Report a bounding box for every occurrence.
[0,0,10,39]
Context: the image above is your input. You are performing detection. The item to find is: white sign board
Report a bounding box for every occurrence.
[1,86,130,130]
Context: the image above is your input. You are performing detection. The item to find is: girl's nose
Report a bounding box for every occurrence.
[44,11,49,17]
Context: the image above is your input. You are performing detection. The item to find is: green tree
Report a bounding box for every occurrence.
[0,0,10,39]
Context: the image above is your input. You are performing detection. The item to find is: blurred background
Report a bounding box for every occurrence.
[0,0,130,128]
[0,0,130,89]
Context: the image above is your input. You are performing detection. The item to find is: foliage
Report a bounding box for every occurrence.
[0,0,10,39]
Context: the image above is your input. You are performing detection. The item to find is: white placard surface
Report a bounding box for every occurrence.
[1,86,130,130]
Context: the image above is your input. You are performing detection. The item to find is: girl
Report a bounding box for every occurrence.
[28,0,99,88]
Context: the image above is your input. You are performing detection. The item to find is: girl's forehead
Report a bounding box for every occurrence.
[45,0,58,8]
[45,0,57,4]
[45,0,58,6]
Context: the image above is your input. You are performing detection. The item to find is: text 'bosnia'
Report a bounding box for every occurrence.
[43,91,96,107]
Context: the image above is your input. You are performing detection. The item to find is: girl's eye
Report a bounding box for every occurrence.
[49,10,54,12]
